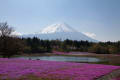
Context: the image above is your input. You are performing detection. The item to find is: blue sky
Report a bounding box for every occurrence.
[0,0,120,41]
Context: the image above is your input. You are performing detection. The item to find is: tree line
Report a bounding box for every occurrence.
[22,38,120,54]
[0,22,120,57]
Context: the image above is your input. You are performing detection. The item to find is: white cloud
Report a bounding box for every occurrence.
[82,32,96,38]
[11,31,22,36]
[0,31,22,36]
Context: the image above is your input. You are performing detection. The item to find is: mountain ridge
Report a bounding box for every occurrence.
[22,23,98,42]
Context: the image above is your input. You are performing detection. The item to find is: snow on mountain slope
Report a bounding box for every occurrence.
[23,23,98,42]
[40,23,77,34]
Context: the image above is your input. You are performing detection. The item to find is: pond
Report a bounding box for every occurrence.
[14,56,106,63]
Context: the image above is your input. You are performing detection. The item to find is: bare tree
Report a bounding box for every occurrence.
[0,22,24,58]
[0,22,14,37]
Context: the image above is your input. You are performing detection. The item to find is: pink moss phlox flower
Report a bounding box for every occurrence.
[0,58,119,80]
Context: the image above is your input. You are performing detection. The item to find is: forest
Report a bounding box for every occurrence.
[22,37,120,54]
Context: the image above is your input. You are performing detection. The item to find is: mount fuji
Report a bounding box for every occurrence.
[23,23,98,42]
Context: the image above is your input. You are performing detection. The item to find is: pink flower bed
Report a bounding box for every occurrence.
[53,51,71,54]
[53,51,92,55]
[0,58,120,80]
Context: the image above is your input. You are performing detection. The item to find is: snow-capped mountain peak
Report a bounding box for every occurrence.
[40,23,77,34]
[23,22,98,42]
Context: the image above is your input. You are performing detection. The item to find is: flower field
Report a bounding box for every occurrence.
[53,51,92,55]
[53,51,71,55]
[0,58,120,80]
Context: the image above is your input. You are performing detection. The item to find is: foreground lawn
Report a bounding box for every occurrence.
[0,58,120,80]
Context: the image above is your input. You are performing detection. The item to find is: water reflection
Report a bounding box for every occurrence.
[15,56,105,63]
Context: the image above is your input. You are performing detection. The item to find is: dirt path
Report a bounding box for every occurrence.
[96,69,120,80]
